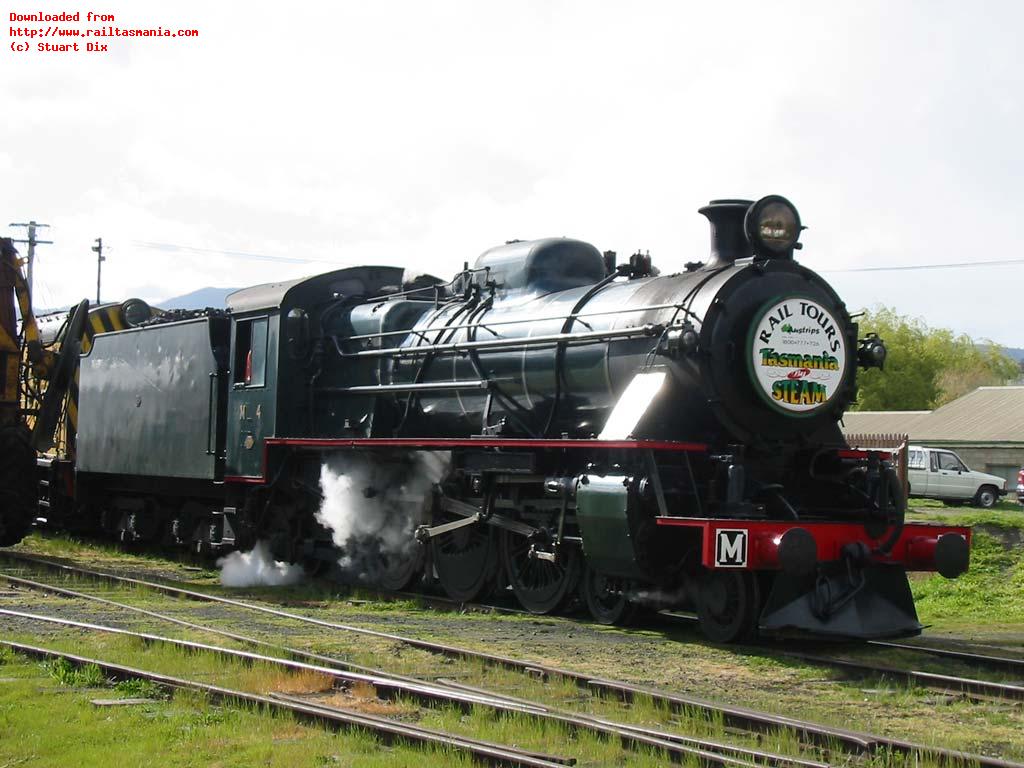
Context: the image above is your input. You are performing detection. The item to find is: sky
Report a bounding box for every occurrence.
[3,1,1023,345]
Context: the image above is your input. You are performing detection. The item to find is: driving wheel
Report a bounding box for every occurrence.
[695,569,761,643]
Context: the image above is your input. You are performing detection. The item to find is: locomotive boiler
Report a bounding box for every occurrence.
[1,195,971,642]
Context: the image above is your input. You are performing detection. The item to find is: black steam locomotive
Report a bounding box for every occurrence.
[1,196,971,642]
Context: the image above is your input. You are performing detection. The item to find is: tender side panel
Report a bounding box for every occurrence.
[77,317,228,480]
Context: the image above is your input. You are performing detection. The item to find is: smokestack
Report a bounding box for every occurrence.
[698,199,753,268]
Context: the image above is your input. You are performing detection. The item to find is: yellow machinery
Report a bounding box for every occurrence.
[0,236,159,543]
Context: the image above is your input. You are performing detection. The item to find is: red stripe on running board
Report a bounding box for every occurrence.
[223,475,264,484]
[264,437,709,452]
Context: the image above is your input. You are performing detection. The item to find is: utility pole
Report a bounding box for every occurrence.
[8,220,52,300]
[92,237,104,304]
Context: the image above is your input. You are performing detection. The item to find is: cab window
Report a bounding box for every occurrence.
[234,317,268,387]
[937,452,963,472]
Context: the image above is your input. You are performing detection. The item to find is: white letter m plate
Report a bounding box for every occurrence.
[715,529,748,568]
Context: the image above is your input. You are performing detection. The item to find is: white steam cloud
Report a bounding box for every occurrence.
[626,585,688,609]
[217,540,305,587]
[316,451,449,581]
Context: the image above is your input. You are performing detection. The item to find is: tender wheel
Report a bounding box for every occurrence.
[695,569,761,643]
[0,426,35,547]
[581,564,637,626]
[975,486,998,509]
[501,531,581,614]
[432,521,500,602]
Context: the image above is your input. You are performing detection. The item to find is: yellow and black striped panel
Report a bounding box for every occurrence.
[80,303,126,355]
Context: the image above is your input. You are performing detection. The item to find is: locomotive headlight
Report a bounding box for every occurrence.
[744,195,802,257]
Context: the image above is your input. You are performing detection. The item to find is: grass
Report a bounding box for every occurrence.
[44,656,107,687]
[0,636,677,767]
[113,677,167,699]
[906,497,1024,528]
[4,606,1021,765]
[0,649,476,768]
[5,530,1024,763]
[905,499,1024,634]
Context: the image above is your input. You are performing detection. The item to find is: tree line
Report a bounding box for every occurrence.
[852,307,1019,411]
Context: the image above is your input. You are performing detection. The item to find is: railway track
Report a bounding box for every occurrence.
[365,591,1024,704]
[780,651,1024,703]
[13,546,1023,679]
[0,638,572,768]
[383,592,1024,699]
[0,581,826,768]
[867,639,1024,676]
[2,550,1022,768]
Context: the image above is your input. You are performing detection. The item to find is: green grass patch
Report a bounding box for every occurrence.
[5,533,1024,761]
[113,677,167,699]
[907,497,1024,526]
[0,650,476,768]
[43,657,107,687]
[904,498,1024,630]
[911,529,1024,625]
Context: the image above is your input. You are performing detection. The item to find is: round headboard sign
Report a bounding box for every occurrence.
[749,297,847,414]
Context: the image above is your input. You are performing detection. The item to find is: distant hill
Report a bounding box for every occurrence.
[977,343,1024,362]
[155,287,237,310]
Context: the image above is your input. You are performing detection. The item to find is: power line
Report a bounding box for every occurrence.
[821,257,1024,274]
[131,240,340,265]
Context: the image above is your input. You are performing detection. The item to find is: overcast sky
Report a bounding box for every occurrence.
[4,1,1022,344]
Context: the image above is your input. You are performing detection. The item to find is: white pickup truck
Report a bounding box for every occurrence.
[907,445,1007,508]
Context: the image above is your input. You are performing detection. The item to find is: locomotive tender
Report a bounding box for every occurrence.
[1,196,971,641]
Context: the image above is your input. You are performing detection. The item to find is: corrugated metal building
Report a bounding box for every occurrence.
[841,386,1024,486]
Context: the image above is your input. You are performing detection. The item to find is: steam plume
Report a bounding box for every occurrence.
[316,451,449,581]
[217,540,305,587]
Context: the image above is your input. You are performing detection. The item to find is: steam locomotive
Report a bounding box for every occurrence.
[0,195,971,642]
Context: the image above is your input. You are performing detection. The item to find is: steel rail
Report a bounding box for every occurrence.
[666,610,1024,692]
[782,651,1024,703]
[435,679,829,768]
[868,639,1024,675]
[0,639,571,768]
[4,551,1023,768]
[0,606,813,768]
[0,570,397,678]
[0,608,544,713]
[0,601,809,768]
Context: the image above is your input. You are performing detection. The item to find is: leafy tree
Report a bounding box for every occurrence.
[851,306,1019,411]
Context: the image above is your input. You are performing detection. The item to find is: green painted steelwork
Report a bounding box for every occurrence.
[575,474,646,579]
[77,315,229,480]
